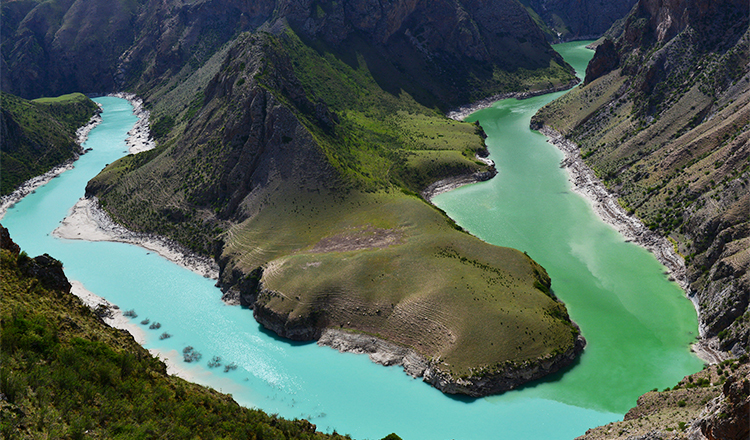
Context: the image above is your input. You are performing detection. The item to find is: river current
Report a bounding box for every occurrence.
[2,41,703,439]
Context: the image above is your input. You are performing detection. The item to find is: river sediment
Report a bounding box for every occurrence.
[54,197,218,279]
[538,125,729,363]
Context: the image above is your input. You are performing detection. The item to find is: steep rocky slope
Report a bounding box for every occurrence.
[576,357,749,440]
[0,92,99,195]
[87,29,585,396]
[2,0,573,109]
[520,0,638,42]
[532,0,750,355]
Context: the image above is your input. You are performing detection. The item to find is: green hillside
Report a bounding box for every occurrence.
[87,29,583,395]
[0,92,98,195]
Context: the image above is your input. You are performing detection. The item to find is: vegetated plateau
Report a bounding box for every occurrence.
[532,0,750,357]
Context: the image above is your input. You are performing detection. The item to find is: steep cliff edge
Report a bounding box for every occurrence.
[532,0,750,355]
[576,357,749,440]
[87,28,585,396]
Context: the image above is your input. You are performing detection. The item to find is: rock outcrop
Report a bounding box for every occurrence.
[533,0,750,355]
[523,0,638,41]
[1,224,71,293]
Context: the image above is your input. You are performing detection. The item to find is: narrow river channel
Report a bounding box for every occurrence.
[1,41,703,439]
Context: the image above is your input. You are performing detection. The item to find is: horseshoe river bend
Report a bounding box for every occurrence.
[1,41,703,439]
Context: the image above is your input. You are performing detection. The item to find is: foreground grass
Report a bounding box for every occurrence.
[0,228,383,440]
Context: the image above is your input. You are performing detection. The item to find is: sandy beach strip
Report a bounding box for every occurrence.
[54,197,219,279]
[69,280,196,379]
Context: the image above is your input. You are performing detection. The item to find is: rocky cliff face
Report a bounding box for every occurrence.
[2,0,570,109]
[522,0,638,41]
[533,0,750,355]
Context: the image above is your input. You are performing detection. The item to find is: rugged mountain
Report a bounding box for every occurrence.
[0,92,98,195]
[532,0,750,354]
[2,0,573,110]
[0,224,358,439]
[520,0,638,42]
[3,0,586,396]
[576,356,749,440]
[87,29,584,396]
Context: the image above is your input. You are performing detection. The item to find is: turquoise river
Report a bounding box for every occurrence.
[1,41,703,439]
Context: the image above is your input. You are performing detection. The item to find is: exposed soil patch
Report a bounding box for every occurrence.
[309,226,403,253]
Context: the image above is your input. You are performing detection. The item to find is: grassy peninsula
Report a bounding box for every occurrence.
[86,28,583,395]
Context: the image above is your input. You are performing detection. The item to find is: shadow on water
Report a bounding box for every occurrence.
[256,323,317,348]
[442,354,584,404]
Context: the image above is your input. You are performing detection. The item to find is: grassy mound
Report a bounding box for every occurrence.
[88,29,583,394]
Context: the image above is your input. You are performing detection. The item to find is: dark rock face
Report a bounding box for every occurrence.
[584,39,619,84]
[699,367,750,440]
[1,0,276,99]
[18,254,73,294]
[253,287,325,341]
[2,224,72,294]
[524,0,638,41]
[0,224,20,255]
[275,0,568,107]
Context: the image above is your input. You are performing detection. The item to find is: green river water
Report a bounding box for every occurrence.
[433,41,704,413]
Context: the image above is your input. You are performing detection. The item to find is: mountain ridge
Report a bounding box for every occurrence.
[532,0,750,355]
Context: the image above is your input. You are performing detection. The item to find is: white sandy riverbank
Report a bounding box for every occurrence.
[0,109,103,221]
[54,197,219,279]
[109,92,156,154]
